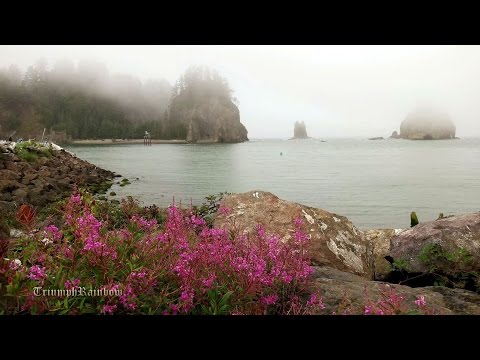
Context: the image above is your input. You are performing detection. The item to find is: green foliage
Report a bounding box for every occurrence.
[410,211,419,227]
[418,243,474,272]
[391,258,410,272]
[16,149,38,163]
[200,287,234,315]
[193,192,231,227]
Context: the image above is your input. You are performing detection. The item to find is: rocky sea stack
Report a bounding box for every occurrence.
[167,66,248,143]
[389,131,401,139]
[169,94,248,144]
[290,121,309,139]
[399,106,456,140]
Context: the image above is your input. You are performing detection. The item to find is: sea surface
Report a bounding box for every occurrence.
[65,138,480,230]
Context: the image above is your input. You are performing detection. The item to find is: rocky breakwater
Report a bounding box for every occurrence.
[0,141,115,212]
[213,191,480,313]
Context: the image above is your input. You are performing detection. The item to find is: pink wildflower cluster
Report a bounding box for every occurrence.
[64,278,80,290]
[160,205,314,314]
[4,191,320,315]
[44,225,62,242]
[130,215,158,232]
[28,265,47,283]
[415,295,427,307]
[69,206,117,260]
[65,191,82,226]
[364,286,435,315]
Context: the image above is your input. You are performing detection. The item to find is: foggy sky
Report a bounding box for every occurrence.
[1,45,480,138]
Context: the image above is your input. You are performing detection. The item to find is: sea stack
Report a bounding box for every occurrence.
[389,131,401,139]
[399,106,456,140]
[290,121,309,139]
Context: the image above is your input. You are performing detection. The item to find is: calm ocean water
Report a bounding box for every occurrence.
[65,138,480,230]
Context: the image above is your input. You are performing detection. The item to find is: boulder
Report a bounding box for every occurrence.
[306,266,480,314]
[214,191,374,279]
[365,228,405,280]
[389,213,480,289]
[400,106,456,140]
[12,187,29,204]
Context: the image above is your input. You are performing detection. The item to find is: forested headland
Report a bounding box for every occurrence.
[0,60,245,143]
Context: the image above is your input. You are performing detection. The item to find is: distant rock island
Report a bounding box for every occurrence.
[289,121,309,139]
[397,106,456,140]
[389,131,401,139]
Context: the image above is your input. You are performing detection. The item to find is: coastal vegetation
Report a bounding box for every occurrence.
[0,188,436,315]
[0,62,246,143]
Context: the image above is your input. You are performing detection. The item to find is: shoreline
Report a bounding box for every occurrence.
[67,139,188,145]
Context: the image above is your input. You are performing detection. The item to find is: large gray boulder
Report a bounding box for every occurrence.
[306,266,480,314]
[214,191,374,279]
[389,213,480,284]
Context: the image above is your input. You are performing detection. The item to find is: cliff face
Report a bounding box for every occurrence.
[168,93,248,143]
[291,121,309,139]
[400,107,456,140]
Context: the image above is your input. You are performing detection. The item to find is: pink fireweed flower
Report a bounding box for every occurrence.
[9,259,22,271]
[256,224,266,238]
[83,235,117,260]
[364,305,373,315]
[189,214,206,227]
[218,205,231,216]
[306,293,326,309]
[179,286,195,313]
[102,304,117,315]
[201,274,216,290]
[76,210,102,241]
[169,304,180,314]
[28,265,47,282]
[65,279,80,290]
[119,284,137,311]
[281,272,294,284]
[131,215,158,232]
[294,217,304,227]
[415,295,427,307]
[63,246,73,259]
[44,225,62,241]
[293,230,309,245]
[261,294,279,306]
[131,271,147,279]
[156,233,167,243]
